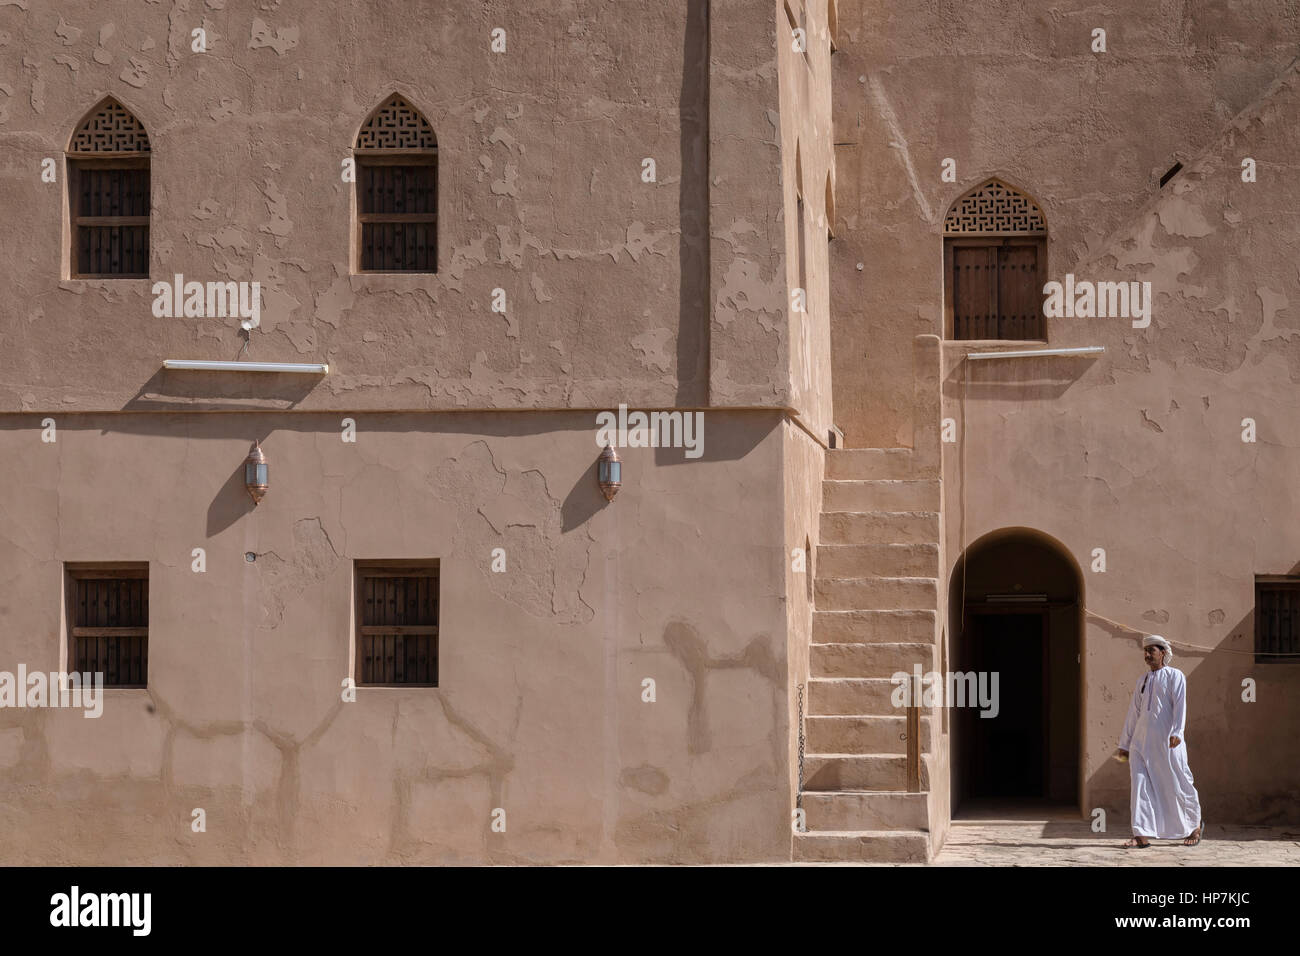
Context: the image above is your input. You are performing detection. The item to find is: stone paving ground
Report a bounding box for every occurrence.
[932,803,1300,866]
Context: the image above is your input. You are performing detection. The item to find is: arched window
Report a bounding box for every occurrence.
[354,94,438,273]
[67,98,150,278]
[943,179,1047,341]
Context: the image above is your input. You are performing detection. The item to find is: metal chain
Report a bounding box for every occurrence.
[795,682,806,810]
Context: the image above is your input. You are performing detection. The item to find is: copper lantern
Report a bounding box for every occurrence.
[597,444,621,502]
[244,441,269,505]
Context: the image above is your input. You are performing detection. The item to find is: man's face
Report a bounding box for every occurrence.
[1144,645,1165,670]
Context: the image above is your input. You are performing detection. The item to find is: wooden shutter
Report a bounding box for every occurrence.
[357,159,438,272]
[69,566,149,687]
[949,238,1044,340]
[952,244,997,340]
[997,242,1043,340]
[71,161,151,277]
[356,563,439,685]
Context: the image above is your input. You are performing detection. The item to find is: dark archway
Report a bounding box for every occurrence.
[948,528,1082,814]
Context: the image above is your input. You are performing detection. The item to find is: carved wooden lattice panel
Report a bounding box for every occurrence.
[70,100,151,153]
[356,95,436,150]
[944,179,1045,235]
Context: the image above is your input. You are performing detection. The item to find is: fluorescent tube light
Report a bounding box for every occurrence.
[163,360,329,373]
[966,346,1104,360]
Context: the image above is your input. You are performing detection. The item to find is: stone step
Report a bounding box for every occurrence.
[810,642,937,677]
[802,791,930,831]
[819,511,939,545]
[822,479,940,513]
[825,448,913,480]
[817,543,939,579]
[806,714,933,753]
[793,830,930,863]
[813,609,937,644]
[815,576,937,611]
[802,753,933,791]
[808,677,897,715]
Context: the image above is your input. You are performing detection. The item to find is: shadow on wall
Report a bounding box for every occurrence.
[943,353,1100,403]
[1084,585,1300,830]
[207,459,258,537]
[125,368,324,411]
[676,0,710,407]
[561,465,606,533]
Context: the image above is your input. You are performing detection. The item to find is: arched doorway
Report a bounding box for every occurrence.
[948,528,1082,813]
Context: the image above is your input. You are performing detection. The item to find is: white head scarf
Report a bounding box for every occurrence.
[1142,634,1173,661]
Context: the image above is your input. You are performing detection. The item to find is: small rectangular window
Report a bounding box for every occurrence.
[1255,576,1300,662]
[356,157,438,272]
[69,159,150,278]
[66,563,149,687]
[355,562,439,686]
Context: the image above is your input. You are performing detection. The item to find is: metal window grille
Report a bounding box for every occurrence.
[1256,578,1300,661]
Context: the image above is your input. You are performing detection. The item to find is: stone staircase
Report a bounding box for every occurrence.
[794,445,942,862]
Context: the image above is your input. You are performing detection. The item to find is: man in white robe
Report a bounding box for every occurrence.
[1117,635,1203,847]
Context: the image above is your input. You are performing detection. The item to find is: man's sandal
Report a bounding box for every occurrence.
[1183,820,1204,847]
[1123,837,1152,849]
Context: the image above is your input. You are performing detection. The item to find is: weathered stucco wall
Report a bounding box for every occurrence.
[0,0,824,862]
[940,54,1300,824]
[0,411,795,863]
[831,0,1300,448]
[0,0,798,413]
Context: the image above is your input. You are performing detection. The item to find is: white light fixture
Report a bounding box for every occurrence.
[163,359,329,373]
[966,346,1104,360]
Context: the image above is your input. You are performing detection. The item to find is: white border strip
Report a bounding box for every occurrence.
[965,346,1104,360]
[164,359,329,373]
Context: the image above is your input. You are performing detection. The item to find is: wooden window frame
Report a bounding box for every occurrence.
[943,235,1047,343]
[1255,576,1300,663]
[67,155,151,279]
[353,149,439,274]
[65,563,149,689]
[354,560,440,687]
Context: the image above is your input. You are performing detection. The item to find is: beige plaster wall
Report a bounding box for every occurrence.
[0,1,828,862]
[0,0,800,414]
[831,0,1300,448]
[940,58,1300,824]
[0,410,796,863]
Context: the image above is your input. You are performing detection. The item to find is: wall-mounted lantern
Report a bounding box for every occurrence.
[244,441,269,505]
[597,444,621,502]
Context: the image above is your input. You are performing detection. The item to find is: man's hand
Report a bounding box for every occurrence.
[1169,736,1180,748]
